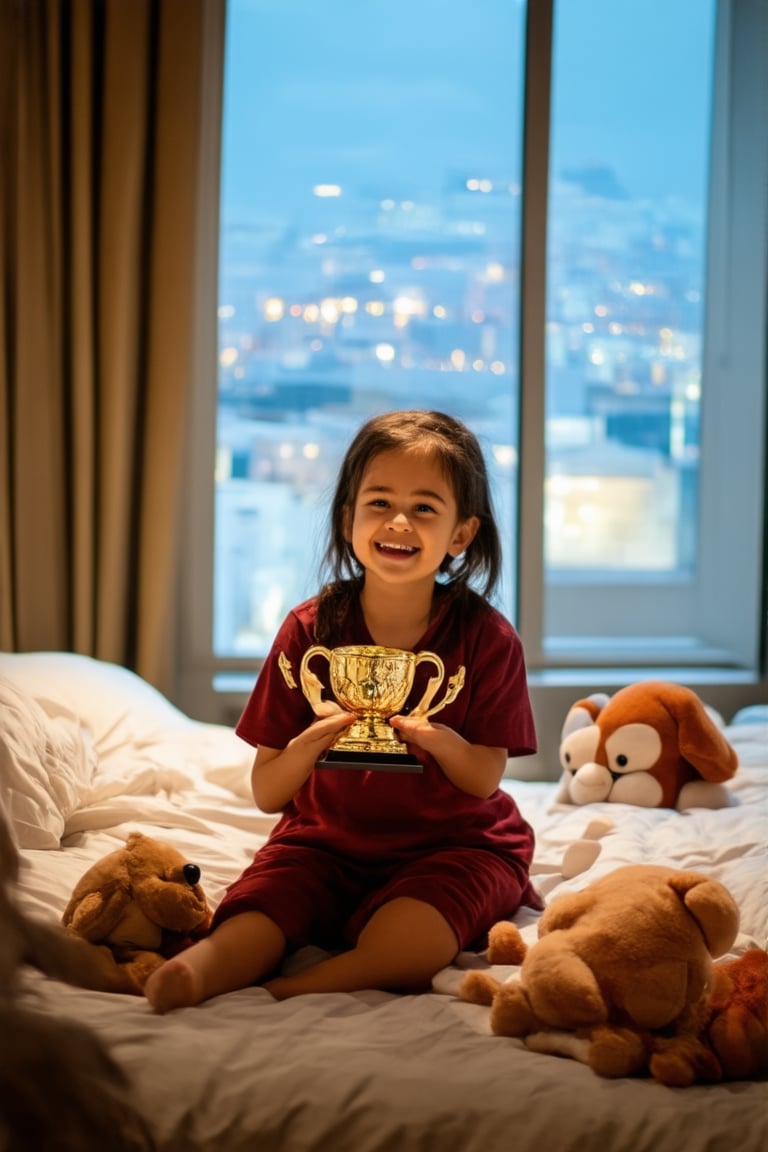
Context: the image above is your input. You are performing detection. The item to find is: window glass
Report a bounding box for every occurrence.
[215,0,527,658]
[545,0,715,585]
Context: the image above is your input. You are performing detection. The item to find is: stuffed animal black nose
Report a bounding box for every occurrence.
[183,863,201,885]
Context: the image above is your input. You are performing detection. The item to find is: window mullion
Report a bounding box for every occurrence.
[516,0,553,668]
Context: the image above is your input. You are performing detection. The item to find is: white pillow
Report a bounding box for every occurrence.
[0,677,97,848]
[0,652,253,802]
[0,652,191,756]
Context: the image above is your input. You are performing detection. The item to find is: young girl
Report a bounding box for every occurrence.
[145,410,540,1012]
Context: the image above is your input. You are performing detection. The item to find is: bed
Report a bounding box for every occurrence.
[2,651,766,1152]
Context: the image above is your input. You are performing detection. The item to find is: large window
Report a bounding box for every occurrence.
[180,0,767,753]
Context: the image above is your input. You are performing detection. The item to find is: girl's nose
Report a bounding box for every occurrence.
[388,512,411,531]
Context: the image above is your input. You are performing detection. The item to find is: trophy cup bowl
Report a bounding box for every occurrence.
[299,644,458,772]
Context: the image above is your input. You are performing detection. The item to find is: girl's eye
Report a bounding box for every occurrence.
[415,503,436,514]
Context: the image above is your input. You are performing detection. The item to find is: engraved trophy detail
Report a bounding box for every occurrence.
[298,644,465,772]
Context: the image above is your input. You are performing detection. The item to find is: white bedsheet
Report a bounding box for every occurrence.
[2,652,766,1152]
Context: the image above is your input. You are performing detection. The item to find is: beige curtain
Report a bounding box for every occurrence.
[0,0,223,694]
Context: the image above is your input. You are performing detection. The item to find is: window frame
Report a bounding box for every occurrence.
[177,0,768,776]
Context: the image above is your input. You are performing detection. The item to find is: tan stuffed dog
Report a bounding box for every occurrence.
[62,832,211,994]
[460,864,740,1080]
[556,681,738,810]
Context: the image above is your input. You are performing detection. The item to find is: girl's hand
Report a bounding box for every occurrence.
[294,707,356,754]
[389,714,507,799]
[251,710,355,812]
[389,713,443,752]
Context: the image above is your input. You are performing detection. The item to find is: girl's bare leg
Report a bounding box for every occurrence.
[145,911,285,1013]
[265,897,458,999]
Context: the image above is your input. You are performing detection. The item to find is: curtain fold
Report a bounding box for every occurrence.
[0,0,222,694]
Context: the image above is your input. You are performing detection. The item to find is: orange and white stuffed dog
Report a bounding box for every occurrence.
[556,681,738,810]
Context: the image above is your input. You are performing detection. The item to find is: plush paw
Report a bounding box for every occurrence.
[459,970,499,1007]
[125,950,167,994]
[649,1035,722,1086]
[562,839,602,880]
[489,984,538,1036]
[588,1025,650,1078]
[676,780,734,811]
[486,921,527,965]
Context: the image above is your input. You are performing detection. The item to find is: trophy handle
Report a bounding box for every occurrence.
[409,653,466,719]
[299,645,332,712]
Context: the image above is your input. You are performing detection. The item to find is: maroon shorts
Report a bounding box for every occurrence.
[211,842,538,951]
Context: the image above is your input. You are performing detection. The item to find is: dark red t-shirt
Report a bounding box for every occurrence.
[236,586,537,868]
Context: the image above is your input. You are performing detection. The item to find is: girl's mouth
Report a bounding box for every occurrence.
[375,542,418,557]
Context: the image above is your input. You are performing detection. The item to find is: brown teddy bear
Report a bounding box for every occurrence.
[556,681,738,810]
[460,864,741,1080]
[62,832,211,994]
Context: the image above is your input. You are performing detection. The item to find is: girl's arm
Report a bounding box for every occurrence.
[250,708,355,813]
[389,714,507,798]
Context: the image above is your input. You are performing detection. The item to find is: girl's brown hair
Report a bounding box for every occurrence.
[315,410,502,641]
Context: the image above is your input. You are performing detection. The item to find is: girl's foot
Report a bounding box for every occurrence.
[144,955,204,1013]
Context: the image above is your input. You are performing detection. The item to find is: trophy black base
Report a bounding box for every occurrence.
[316,749,423,773]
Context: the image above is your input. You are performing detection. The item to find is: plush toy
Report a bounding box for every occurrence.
[62,832,211,994]
[459,864,741,1080]
[650,948,768,1085]
[531,815,615,889]
[556,681,738,810]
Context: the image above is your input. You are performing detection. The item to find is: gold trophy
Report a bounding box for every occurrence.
[297,644,466,772]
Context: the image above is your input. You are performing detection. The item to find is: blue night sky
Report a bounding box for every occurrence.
[221,0,715,220]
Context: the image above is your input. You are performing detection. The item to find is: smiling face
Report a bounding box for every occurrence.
[346,448,479,590]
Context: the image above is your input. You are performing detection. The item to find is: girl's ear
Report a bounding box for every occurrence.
[448,515,480,557]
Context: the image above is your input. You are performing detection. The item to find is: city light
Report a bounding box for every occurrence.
[492,444,517,468]
[264,298,284,321]
[319,299,340,324]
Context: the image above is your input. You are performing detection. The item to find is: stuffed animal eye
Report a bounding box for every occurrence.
[605,724,662,774]
[183,863,201,885]
[559,726,600,772]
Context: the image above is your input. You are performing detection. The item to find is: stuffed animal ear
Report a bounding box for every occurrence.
[666,871,740,958]
[62,882,130,943]
[664,685,738,783]
[561,693,610,739]
[61,845,132,942]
